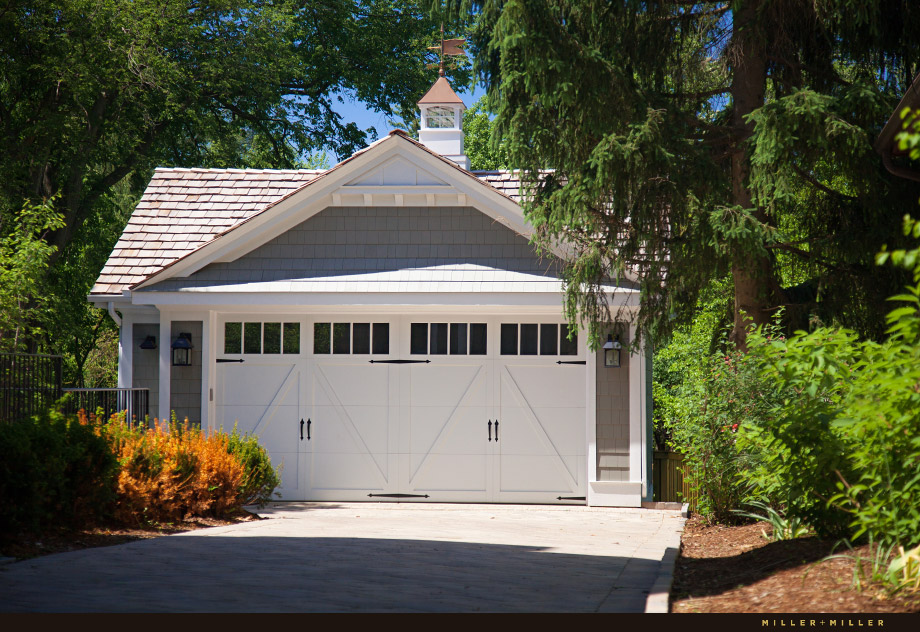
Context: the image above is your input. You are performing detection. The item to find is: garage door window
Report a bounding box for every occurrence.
[224,322,300,355]
[314,322,390,355]
[411,323,487,355]
[500,323,578,356]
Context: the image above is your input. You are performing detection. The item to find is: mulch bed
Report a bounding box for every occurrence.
[670,515,920,613]
[0,511,262,562]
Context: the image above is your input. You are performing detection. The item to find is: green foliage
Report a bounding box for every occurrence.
[463,97,509,171]
[0,198,64,352]
[653,277,770,522]
[227,427,282,508]
[81,328,119,388]
[743,327,858,538]
[733,500,811,542]
[0,410,117,534]
[896,107,920,161]
[653,276,732,450]
[1,0,467,369]
[888,544,920,593]
[744,215,920,547]
[428,0,919,346]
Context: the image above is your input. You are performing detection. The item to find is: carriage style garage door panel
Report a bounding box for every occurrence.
[216,360,305,499]
[215,316,586,503]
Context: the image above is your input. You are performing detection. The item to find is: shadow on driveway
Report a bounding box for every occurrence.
[0,533,660,612]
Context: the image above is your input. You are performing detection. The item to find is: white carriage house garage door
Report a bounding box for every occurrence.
[216,316,587,504]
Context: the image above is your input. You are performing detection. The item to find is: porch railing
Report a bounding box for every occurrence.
[1,352,149,426]
[61,388,150,426]
[0,353,63,423]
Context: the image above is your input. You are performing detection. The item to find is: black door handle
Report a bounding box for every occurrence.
[300,419,304,441]
[488,420,492,442]
[307,418,311,440]
[495,420,499,442]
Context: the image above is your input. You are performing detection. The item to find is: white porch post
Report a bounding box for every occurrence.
[158,315,172,426]
[200,310,215,432]
[628,322,647,494]
[118,313,134,389]
[585,330,598,504]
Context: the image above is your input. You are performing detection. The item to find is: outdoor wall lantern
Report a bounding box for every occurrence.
[139,335,157,350]
[603,333,622,368]
[171,333,193,366]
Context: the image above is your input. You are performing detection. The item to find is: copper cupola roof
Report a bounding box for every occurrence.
[417,76,465,105]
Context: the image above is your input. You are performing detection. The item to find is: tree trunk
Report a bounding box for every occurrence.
[729,0,781,350]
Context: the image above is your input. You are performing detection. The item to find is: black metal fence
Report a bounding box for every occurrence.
[0,353,63,423]
[1,353,149,426]
[60,388,150,426]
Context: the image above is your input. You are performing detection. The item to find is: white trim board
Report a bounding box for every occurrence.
[130,290,641,309]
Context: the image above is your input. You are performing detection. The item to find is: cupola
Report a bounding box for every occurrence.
[418,75,469,170]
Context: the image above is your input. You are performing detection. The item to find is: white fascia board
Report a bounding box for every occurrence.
[131,289,637,309]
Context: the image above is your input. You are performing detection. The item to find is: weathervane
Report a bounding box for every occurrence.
[427,24,466,77]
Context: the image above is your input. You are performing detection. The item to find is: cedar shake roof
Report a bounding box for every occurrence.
[91,168,322,295]
[91,157,530,296]
[417,76,465,105]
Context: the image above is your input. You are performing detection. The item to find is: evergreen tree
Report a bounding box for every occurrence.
[427,0,920,347]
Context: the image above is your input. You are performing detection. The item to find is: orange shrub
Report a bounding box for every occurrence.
[103,417,245,525]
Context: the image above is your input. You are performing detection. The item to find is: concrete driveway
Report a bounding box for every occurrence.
[0,503,684,613]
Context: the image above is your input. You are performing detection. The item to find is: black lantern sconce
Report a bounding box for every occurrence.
[139,335,157,350]
[171,333,193,366]
[603,333,622,368]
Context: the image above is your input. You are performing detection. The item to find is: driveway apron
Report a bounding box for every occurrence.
[0,503,685,612]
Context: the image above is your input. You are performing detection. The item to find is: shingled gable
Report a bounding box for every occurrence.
[124,130,542,293]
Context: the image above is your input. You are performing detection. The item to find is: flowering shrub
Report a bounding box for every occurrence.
[668,344,778,523]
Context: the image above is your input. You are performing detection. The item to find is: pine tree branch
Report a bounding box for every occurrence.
[663,87,731,100]
[791,164,858,200]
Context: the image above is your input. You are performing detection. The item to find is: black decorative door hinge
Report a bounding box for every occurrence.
[556,360,586,365]
[369,359,431,364]
[367,493,430,498]
[556,496,586,501]
[217,358,245,363]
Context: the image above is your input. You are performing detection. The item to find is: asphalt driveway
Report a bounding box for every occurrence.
[0,503,684,613]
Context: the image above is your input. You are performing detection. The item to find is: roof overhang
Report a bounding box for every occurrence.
[129,288,640,309]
